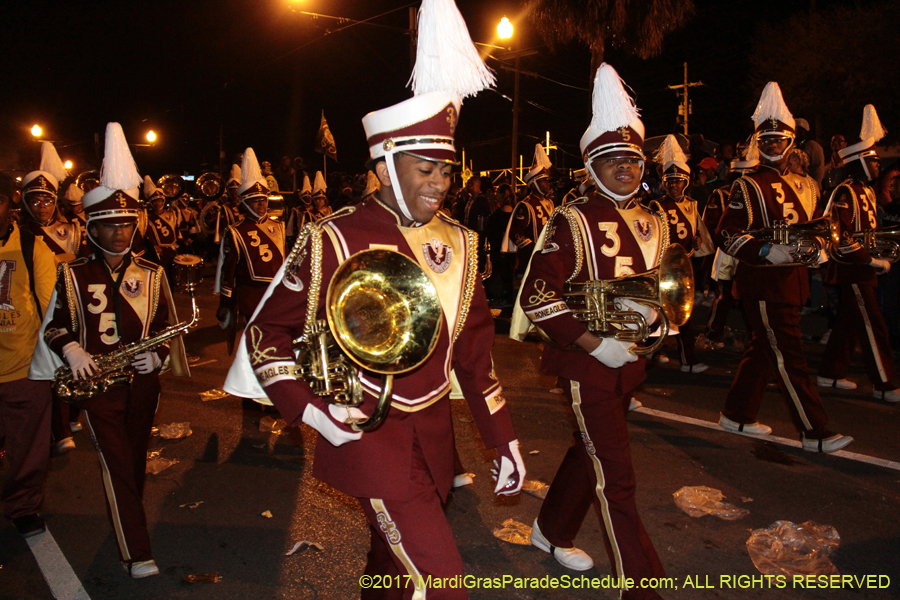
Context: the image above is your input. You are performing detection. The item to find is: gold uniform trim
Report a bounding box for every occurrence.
[454,225,479,342]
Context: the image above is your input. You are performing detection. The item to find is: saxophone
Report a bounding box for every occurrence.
[53,295,199,404]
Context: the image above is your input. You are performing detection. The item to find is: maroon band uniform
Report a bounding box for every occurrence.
[216,214,285,319]
[237,199,516,597]
[504,194,554,272]
[819,179,899,390]
[519,193,667,596]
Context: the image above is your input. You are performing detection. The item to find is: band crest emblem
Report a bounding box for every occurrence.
[422,239,452,273]
[121,277,143,298]
[633,218,653,242]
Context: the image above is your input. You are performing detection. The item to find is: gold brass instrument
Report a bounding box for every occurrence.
[744,215,840,267]
[550,244,694,356]
[194,172,223,201]
[74,170,100,193]
[295,248,443,432]
[830,224,900,264]
[157,174,187,199]
[53,277,200,404]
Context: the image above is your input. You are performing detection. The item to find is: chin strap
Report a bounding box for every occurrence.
[384,153,415,222]
[586,160,645,203]
[241,200,265,221]
[759,139,794,165]
[86,224,137,257]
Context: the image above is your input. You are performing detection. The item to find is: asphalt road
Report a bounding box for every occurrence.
[2,281,900,600]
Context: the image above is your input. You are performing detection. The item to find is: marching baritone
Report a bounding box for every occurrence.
[225,0,524,596]
[29,123,190,578]
[714,82,852,453]
[513,63,667,600]
[215,148,286,327]
[818,105,900,401]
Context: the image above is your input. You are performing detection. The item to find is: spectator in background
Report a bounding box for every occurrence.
[274,156,296,192]
[0,172,56,539]
[823,134,848,191]
[689,157,719,213]
[716,142,734,181]
[795,119,825,187]
[485,183,515,308]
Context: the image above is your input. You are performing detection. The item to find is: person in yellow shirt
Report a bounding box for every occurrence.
[0,171,57,538]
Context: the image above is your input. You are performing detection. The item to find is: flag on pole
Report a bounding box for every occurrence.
[315,110,337,162]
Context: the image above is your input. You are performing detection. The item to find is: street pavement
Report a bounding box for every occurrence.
[2,281,900,600]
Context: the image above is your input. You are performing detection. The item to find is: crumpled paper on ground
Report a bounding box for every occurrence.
[747,521,840,576]
[259,416,287,434]
[522,480,550,500]
[286,541,324,555]
[673,486,749,520]
[158,422,192,439]
[182,573,221,584]
[493,519,532,545]
[146,457,179,474]
[199,389,229,401]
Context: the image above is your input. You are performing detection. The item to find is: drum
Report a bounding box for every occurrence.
[173,254,203,293]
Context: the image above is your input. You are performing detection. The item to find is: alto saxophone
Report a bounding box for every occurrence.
[53,294,199,404]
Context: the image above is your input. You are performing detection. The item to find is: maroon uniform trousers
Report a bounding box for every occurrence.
[81,374,160,563]
[537,379,664,600]
[722,300,830,436]
[0,378,52,519]
[705,279,736,342]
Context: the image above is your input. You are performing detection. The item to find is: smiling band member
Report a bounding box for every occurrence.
[225,0,523,598]
[29,123,190,579]
[513,63,667,599]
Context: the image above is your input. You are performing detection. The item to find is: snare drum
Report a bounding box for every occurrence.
[173,254,203,292]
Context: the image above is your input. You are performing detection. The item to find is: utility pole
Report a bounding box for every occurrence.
[495,48,538,192]
[667,62,704,135]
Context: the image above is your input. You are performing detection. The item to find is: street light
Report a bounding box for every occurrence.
[31,124,42,137]
[497,17,513,40]
[146,130,157,143]
[64,160,73,170]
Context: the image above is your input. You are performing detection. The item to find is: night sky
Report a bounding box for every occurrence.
[0,0,885,180]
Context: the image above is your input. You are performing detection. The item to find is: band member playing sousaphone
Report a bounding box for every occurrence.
[715,82,852,453]
[818,105,900,402]
[512,63,672,599]
[225,1,523,596]
[29,123,190,579]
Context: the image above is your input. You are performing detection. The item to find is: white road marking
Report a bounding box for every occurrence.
[190,359,218,367]
[633,406,900,472]
[26,528,91,600]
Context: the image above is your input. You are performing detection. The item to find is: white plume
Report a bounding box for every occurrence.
[65,184,84,203]
[240,148,265,187]
[313,171,327,195]
[860,104,887,142]
[654,135,687,165]
[532,143,552,170]
[745,136,760,162]
[409,0,495,99]
[590,63,641,134]
[39,142,68,184]
[300,174,312,195]
[99,123,142,191]
[751,82,795,130]
[143,175,158,198]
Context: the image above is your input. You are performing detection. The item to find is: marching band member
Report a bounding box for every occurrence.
[502,143,556,274]
[818,105,900,402]
[215,148,286,328]
[199,165,242,245]
[225,1,523,596]
[513,63,667,599]
[143,176,181,277]
[652,135,714,373]
[561,167,594,206]
[285,173,314,239]
[714,82,852,453]
[310,171,332,221]
[29,122,190,578]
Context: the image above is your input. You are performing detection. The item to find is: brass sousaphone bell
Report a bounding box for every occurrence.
[557,244,694,355]
[296,249,443,432]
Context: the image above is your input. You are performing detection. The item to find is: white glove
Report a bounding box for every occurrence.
[300,403,363,447]
[766,244,794,265]
[617,299,659,327]
[131,351,162,374]
[492,439,525,495]
[62,341,98,381]
[871,258,891,274]
[589,338,638,369]
[327,404,368,424]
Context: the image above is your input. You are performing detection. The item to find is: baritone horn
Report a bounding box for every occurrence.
[744,215,840,267]
[556,244,694,356]
[295,249,443,432]
[831,224,900,264]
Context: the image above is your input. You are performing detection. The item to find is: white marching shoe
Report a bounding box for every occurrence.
[530,520,594,571]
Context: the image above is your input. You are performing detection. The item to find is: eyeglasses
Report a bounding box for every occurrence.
[28,198,55,207]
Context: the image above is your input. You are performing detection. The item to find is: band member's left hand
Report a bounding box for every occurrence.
[131,351,162,374]
[618,299,659,326]
[492,440,525,496]
[871,258,891,274]
[692,235,702,251]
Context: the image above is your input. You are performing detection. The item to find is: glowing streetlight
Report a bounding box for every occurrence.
[497,17,513,40]
[146,130,157,143]
[64,160,73,170]
[31,124,43,137]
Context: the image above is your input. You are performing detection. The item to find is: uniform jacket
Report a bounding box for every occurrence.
[21,217,81,264]
[824,178,878,285]
[516,192,668,392]
[651,195,714,257]
[224,199,516,501]
[502,194,555,252]
[715,165,820,304]
[215,215,286,308]
[145,208,181,250]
